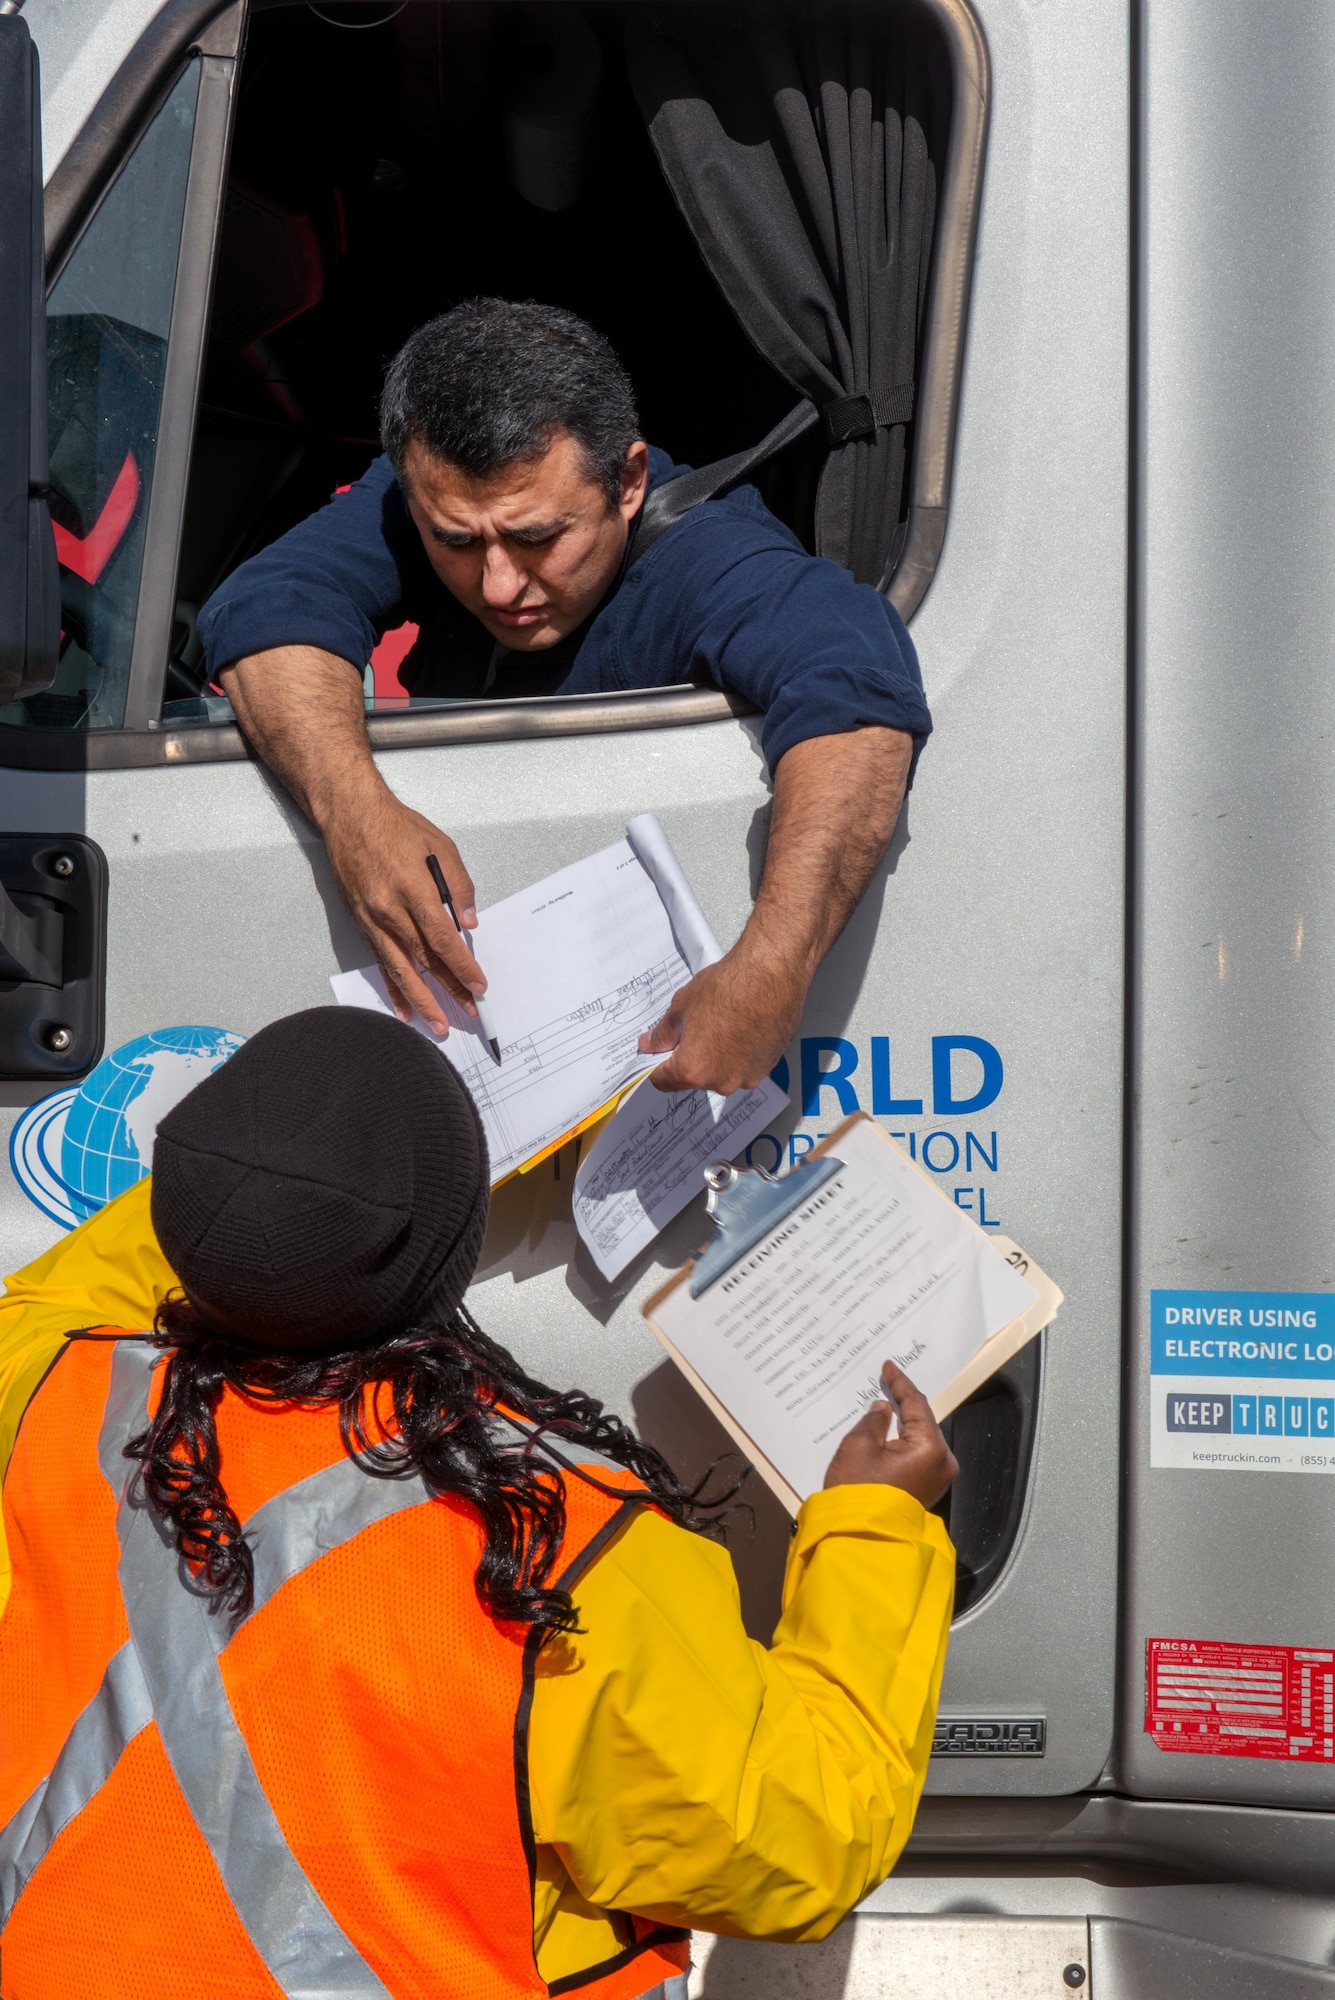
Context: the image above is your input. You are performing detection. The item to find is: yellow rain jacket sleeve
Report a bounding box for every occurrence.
[0,1185,954,1953]
[0,1180,177,1616]
[531,1485,953,1955]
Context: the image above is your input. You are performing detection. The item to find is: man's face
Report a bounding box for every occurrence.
[402,430,650,652]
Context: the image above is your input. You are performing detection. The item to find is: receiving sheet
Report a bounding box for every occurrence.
[645,1113,1062,1510]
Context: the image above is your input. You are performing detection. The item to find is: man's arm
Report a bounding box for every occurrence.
[221,647,486,1035]
[640,723,911,1093]
[612,498,929,1095]
[227,649,908,1080]
[201,461,488,1036]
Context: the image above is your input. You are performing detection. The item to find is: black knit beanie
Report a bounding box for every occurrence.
[150,1007,490,1352]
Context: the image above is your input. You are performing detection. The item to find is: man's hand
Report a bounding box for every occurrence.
[640,725,913,1094]
[637,937,804,1094]
[221,645,486,1036]
[320,786,485,1034]
[824,1363,958,1509]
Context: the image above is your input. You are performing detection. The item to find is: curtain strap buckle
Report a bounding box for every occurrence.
[821,384,915,446]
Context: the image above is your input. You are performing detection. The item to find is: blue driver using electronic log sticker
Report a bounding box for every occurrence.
[1150,1290,1335,1474]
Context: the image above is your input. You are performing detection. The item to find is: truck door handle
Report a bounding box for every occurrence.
[0,836,107,1079]
[0,874,63,985]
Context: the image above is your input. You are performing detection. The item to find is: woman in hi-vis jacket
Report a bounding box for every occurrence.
[0,1007,956,2000]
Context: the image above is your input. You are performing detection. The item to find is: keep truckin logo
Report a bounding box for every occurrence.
[1166,1389,1335,1440]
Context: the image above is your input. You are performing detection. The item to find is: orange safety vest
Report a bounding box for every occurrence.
[0,1334,690,2000]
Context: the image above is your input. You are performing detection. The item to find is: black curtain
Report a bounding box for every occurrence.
[628,5,950,587]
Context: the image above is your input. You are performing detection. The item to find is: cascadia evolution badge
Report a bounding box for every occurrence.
[931,1717,1046,1756]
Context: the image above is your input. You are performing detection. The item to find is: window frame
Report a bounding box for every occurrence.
[120,27,241,732]
[3,0,987,773]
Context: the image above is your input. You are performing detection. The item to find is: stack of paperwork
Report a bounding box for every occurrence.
[332,815,785,1277]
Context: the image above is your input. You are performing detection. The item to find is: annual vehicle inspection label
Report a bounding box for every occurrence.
[1146,1639,1335,1761]
[1150,1290,1335,1473]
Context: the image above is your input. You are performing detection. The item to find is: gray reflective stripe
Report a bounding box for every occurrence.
[243,1458,432,1628]
[239,1412,608,1628]
[3,1341,637,1996]
[636,1978,690,2000]
[95,1335,156,1499]
[0,1641,153,1926]
[103,1343,395,2000]
[0,1343,159,1933]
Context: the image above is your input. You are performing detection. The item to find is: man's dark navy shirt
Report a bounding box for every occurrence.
[199,448,932,773]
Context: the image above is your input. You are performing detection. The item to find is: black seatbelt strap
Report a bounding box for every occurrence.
[629,399,817,568]
[628,382,915,570]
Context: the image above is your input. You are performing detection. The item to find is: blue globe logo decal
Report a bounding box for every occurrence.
[9,1025,246,1231]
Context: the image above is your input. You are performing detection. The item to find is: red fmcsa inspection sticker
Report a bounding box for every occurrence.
[1147,1638,1335,1760]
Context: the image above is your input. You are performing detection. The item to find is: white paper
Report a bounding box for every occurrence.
[332,836,693,1182]
[625,813,723,974]
[572,1072,789,1280]
[650,1116,1039,1502]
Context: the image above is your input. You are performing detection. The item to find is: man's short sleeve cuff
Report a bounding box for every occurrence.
[760,673,933,772]
[199,587,377,680]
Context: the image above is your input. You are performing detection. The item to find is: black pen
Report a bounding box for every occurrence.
[426,853,502,1064]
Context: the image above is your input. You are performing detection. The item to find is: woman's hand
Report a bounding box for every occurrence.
[823,1362,958,1508]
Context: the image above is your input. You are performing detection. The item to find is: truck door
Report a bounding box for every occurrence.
[1125,0,1335,1819]
[2,0,1127,1843]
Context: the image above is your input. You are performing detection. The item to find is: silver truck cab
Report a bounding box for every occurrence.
[3,0,1335,1990]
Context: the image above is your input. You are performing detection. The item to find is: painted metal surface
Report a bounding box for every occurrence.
[24,0,169,178]
[902,0,1127,1793]
[1,0,1128,1803]
[690,1916,1089,1998]
[707,1906,1335,2000]
[869,1866,1335,1967]
[1124,0,1335,1805]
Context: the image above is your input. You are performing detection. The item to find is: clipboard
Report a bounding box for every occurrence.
[643,1111,1063,1515]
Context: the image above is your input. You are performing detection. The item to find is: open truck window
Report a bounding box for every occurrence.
[2,0,983,766]
[0,63,200,734]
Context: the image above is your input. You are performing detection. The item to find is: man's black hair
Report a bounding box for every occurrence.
[380,298,641,506]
